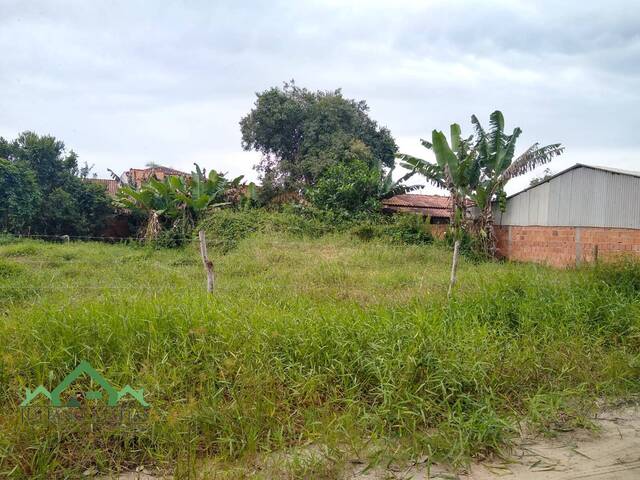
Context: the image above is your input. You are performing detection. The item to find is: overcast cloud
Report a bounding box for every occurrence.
[1,0,639,193]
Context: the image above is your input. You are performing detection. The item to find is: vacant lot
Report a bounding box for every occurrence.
[0,234,639,478]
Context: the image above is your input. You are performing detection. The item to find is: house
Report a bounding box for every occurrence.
[381,194,455,224]
[86,178,119,197]
[495,163,640,267]
[121,166,189,188]
[86,165,189,198]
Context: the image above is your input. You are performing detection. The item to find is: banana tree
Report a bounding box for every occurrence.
[470,111,564,255]
[377,163,422,200]
[398,124,480,296]
[115,163,239,240]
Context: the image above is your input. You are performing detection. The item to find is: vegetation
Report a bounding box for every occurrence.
[198,208,432,253]
[308,140,419,218]
[0,234,638,478]
[239,81,399,201]
[115,165,250,243]
[399,111,564,258]
[529,167,555,186]
[0,132,113,236]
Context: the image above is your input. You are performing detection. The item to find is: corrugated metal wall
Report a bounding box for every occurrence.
[495,166,640,229]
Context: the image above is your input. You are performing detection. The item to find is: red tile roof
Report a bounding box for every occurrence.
[382,194,474,219]
[383,194,453,209]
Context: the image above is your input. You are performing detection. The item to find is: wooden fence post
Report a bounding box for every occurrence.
[448,239,460,299]
[198,230,214,293]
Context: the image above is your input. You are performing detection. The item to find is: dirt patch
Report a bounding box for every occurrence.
[350,405,640,479]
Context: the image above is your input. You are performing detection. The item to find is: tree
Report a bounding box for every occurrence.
[240,81,398,196]
[0,159,41,233]
[399,124,481,296]
[0,131,114,236]
[309,140,419,216]
[529,168,554,187]
[470,111,564,255]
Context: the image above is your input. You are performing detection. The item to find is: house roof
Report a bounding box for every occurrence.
[382,194,456,218]
[508,163,640,200]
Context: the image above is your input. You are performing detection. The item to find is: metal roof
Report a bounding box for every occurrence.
[508,163,640,199]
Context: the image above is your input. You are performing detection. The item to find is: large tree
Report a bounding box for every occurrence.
[240,82,398,196]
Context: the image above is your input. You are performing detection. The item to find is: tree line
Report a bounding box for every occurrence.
[0,81,563,252]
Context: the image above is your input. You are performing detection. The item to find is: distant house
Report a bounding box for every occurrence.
[86,178,119,197]
[495,163,640,267]
[121,166,189,188]
[86,165,189,198]
[381,194,455,224]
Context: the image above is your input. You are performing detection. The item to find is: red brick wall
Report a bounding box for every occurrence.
[496,225,640,267]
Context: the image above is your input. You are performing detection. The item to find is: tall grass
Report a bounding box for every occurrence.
[0,234,638,478]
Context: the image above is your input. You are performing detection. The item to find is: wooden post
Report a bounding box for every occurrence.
[448,239,460,299]
[198,230,214,293]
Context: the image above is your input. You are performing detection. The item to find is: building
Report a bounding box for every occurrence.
[86,178,119,197]
[121,166,189,188]
[495,163,640,267]
[86,166,189,198]
[381,194,455,224]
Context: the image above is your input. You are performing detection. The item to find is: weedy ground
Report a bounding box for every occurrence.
[0,234,639,478]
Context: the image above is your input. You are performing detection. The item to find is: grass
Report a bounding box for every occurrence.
[0,233,639,478]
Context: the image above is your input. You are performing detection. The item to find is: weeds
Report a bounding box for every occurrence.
[0,235,638,478]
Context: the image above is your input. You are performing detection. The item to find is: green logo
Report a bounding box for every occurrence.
[21,361,149,408]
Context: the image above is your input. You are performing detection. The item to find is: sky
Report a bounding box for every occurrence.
[1,0,639,195]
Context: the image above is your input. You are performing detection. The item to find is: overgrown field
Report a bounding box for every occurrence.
[0,232,639,478]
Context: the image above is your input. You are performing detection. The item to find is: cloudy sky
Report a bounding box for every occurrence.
[1,0,639,194]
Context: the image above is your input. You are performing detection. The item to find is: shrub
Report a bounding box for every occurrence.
[198,208,334,253]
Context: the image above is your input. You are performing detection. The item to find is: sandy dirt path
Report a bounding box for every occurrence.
[351,405,640,480]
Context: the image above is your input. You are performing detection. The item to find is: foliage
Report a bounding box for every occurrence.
[400,112,564,256]
[351,214,433,245]
[0,158,41,232]
[240,81,398,195]
[529,167,554,187]
[0,132,113,236]
[470,111,564,254]
[399,124,479,239]
[198,208,333,253]
[0,237,639,477]
[115,164,244,241]
[308,140,419,217]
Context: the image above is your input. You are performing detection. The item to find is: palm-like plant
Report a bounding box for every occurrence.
[377,163,422,200]
[470,111,564,254]
[398,124,480,231]
[398,124,480,296]
[115,163,243,240]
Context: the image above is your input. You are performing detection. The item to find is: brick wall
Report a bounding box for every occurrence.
[496,225,640,267]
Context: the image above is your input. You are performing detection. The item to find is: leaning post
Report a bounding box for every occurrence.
[198,230,214,293]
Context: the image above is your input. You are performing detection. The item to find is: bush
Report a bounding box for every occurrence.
[379,214,433,244]
[351,214,433,245]
[198,208,334,253]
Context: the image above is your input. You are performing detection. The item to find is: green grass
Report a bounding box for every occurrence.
[0,234,639,478]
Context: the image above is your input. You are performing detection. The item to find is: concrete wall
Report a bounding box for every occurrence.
[496,225,640,267]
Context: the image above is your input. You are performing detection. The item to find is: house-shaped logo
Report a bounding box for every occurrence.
[21,361,149,408]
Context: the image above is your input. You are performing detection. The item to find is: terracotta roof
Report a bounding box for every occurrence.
[87,178,119,196]
[382,194,453,209]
